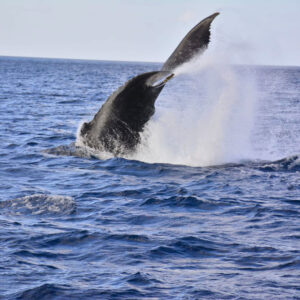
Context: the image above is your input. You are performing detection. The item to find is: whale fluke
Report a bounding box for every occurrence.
[162,12,219,72]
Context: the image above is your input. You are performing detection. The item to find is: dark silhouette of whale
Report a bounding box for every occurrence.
[79,13,219,155]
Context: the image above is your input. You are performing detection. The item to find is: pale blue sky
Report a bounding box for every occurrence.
[0,0,299,66]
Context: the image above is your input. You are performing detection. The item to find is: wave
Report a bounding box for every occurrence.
[258,154,300,172]
[43,141,114,161]
[43,138,300,174]
[10,284,70,300]
[150,235,232,258]
[11,283,150,299]
[141,195,231,210]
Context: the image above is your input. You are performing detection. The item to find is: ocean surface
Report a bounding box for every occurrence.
[0,56,299,299]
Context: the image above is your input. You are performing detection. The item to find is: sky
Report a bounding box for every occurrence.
[0,0,300,66]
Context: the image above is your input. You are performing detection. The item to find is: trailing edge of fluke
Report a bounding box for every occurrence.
[78,12,219,156]
[162,12,219,71]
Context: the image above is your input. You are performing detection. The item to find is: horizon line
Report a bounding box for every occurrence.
[0,54,299,68]
[0,54,163,65]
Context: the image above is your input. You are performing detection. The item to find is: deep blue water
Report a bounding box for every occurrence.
[0,56,299,299]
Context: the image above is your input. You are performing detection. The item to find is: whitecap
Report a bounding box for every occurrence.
[0,194,76,216]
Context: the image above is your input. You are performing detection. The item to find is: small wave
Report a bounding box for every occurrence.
[11,283,70,300]
[258,154,300,172]
[0,194,76,216]
[150,236,230,258]
[42,143,93,158]
[43,142,114,160]
[11,284,148,299]
[28,230,99,248]
[125,272,161,286]
[235,257,300,272]
[141,195,230,210]
[13,249,63,259]
[105,233,150,243]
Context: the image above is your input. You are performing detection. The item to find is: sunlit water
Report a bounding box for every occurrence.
[0,56,299,299]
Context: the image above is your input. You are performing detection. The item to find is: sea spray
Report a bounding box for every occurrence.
[131,55,257,166]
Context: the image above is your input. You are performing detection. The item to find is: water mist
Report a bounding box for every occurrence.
[130,54,257,167]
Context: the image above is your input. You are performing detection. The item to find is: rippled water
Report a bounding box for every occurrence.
[0,57,299,299]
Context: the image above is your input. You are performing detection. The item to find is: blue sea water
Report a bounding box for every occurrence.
[0,56,299,299]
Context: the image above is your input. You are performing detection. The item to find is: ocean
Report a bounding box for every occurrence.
[0,56,299,299]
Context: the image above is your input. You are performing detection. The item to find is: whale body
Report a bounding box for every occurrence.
[79,13,219,156]
[80,71,174,155]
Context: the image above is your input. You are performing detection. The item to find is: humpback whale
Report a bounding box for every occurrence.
[79,12,219,156]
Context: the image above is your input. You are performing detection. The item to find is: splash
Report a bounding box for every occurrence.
[130,54,257,167]
[73,54,258,167]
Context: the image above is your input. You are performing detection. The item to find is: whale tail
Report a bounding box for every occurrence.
[162,12,219,72]
[77,12,220,156]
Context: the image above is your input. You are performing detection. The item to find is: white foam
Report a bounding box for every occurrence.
[0,194,76,216]
[129,54,258,167]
